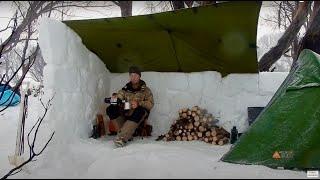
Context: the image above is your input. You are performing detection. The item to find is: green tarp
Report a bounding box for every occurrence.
[221,49,320,170]
[63,1,261,76]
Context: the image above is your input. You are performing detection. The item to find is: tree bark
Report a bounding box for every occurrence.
[171,1,185,10]
[296,1,320,60]
[258,1,311,72]
[119,1,132,17]
[184,1,194,8]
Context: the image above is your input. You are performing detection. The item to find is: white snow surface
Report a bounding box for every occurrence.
[0,98,307,179]
[0,19,307,178]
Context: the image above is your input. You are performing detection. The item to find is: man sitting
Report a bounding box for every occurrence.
[106,66,154,147]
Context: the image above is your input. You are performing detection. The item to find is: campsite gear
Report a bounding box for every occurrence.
[90,125,99,139]
[90,114,106,139]
[0,84,21,106]
[124,101,130,110]
[96,114,106,137]
[158,106,230,145]
[63,1,262,77]
[230,126,238,144]
[105,97,125,106]
[247,107,264,125]
[222,49,320,170]
[107,120,118,136]
[8,86,31,169]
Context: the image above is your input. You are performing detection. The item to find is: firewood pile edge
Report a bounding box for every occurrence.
[156,106,230,145]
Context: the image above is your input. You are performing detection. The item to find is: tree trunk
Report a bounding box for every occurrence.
[296,1,320,60]
[185,1,194,8]
[258,1,311,72]
[172,1,185,10]
[119,1,132,17]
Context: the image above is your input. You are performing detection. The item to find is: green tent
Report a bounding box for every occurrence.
[63,1,261,76]
[221,49,320,170]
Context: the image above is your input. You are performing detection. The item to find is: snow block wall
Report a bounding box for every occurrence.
[110,71,288,135]
[38,19,111,145]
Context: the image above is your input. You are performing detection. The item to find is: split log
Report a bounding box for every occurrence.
[182,113,187,118]
[193,135,198,140]
[212,134,224,142]
[199,126,205,132]
[205,131,211,137]
[204,137,209,143]
[218,137,229,145]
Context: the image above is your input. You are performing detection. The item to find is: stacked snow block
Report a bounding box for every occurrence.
[110,72,288,136]
[39,19,110,143]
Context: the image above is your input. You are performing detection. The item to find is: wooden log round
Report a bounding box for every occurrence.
[212,134,224,142]
[205,131,211,137]
[218,137,229,145]
[199,126,205,132]
[204,137,209,143]
[193,135,198,140]
[182,113,188,118]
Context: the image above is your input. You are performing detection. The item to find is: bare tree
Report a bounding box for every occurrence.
[296,1,320,55]
[28,49,46,83]
[112,1,132,17]
[1,95,55,179]
[258,1,312,72]
[171,1,185,10]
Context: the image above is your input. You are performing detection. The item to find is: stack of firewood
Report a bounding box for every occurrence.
[156,106,230,145]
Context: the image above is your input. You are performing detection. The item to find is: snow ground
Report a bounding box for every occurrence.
[0,97,308,179]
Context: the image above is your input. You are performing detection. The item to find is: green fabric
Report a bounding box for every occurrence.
[63,1,261,76]
[221,49,320,170]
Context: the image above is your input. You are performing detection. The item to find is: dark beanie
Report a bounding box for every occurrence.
[129,66,141,77]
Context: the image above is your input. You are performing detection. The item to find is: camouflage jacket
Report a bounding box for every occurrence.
[117,80,154,112]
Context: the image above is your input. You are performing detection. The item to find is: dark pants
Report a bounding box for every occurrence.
[106,105,148,123]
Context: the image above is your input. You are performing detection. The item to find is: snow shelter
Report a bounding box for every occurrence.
[222,49,320,170]
[38,2,287,148]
